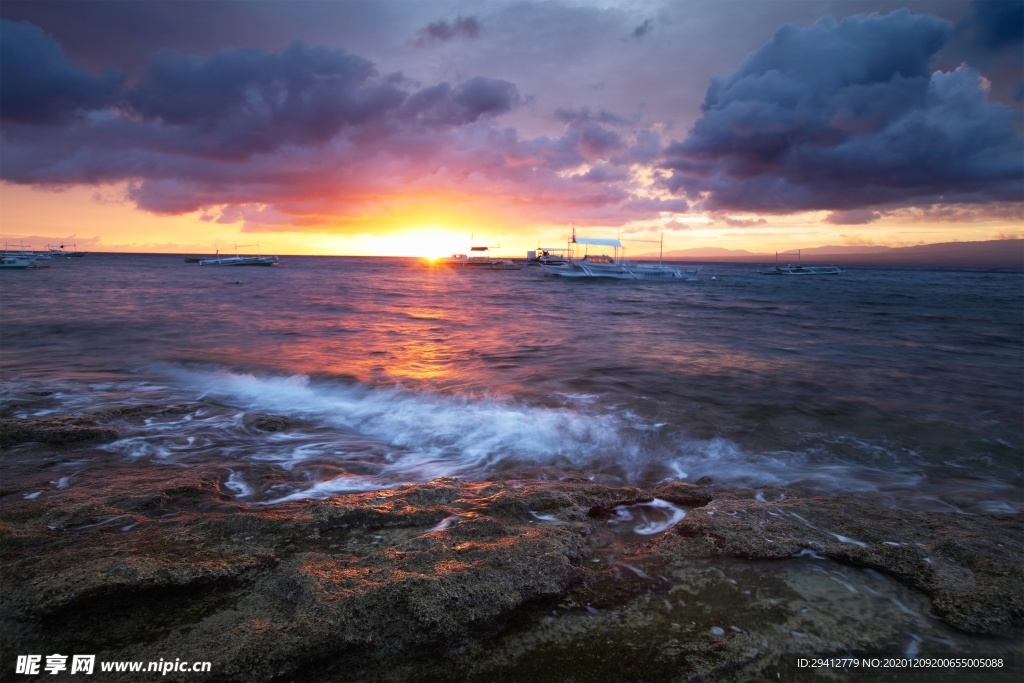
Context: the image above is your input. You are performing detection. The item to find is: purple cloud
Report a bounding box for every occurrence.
[955,0,1024,53]
[825,209,882,225]
[0,20,668,229]
[631,19,654,42]
[122,42,408,159]
[413,16,481,48]
[401,77,519,126]
[0,20,124,124]
[662,9,1024,214]
[6,3,1015,237]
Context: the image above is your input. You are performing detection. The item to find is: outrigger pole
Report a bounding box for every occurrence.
[628,232,666,265]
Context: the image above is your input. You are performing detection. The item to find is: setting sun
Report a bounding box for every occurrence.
[396,228,466,259]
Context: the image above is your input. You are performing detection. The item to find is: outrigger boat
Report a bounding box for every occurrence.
[762,250,843,275]
[529,247,571,266]
[1,243,45,268]
[46,243,87,258]
[540,229,699,281]
[437,245,523,270]
[199,244,279,266]
[0,255,40,269]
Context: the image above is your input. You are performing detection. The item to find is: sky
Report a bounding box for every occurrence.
[1,0,1022,258]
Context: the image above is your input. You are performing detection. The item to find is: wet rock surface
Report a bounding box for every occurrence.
[0,417,120,447]
[1,414,1021,681]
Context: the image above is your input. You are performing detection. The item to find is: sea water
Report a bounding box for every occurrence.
[2,253,1021,510]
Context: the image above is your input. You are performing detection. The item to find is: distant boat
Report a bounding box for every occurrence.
[762,251,843,275]
[540,230,700,281]
[46,243,87,258]
[437,245,523,270]
[529,247,571,266]
[1,255,40,269]
[2,243,49,261]
[1,243,46,268]
[198,244,279,266]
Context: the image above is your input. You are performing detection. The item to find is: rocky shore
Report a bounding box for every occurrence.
[1,412,1021,681]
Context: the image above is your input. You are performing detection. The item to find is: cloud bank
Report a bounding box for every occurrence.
[1,4,1021,238]
[0,17,667,228]
[662,9,1024,214]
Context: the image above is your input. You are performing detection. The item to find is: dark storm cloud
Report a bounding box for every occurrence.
[0,38,413,172]
[954,0,1024,52]
[946,0,1024,102]
[0,31,461,214]
[663,9,1024,213]
[0,34,523,185]
[127,43,383,125]
[120,42,409,159]
[0,20,124,124]
[0,17,664,227]
[631,19,654,41]
[400,77,520,125]
[413,16,481,48]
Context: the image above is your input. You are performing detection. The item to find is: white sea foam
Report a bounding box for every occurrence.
[608,498,687,535]
[90,366,965,504]
[262,475,397,504]
[224,470,254,498]
[426,514,462,534]
[170,368,650,477]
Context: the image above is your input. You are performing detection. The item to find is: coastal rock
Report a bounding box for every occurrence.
[0,469,598,680]
[0,416,120,446]
[241,412,311,432]
[87,402,206,422]
[654,491,1024,634]
[0,404,212,447]
[0,437,1020,681]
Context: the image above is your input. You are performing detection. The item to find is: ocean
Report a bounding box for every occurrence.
[2,253,1021,510]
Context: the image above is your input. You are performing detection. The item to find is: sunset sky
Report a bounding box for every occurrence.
[1,0,1021,258]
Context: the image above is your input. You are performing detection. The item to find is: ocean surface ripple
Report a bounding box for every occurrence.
[2,254,1021,510]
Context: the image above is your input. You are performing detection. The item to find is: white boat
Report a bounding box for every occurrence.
[0,255,39,269]
[437,246,523,270]
[0,244,43,268]
[199,244,279,266]
[2,243,48,262]
[763,251,843,275]
[540,232,700,281]
[529,247,571,266]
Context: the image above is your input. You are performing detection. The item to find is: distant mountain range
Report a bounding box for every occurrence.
[635,239,1024,268]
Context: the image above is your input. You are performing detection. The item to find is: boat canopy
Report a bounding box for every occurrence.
[572,237,622,248]
[470,246,491,251]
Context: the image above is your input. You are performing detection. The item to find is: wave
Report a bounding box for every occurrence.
[126,367,939,504]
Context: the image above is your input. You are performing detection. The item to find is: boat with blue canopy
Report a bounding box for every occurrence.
[540,230,699,281]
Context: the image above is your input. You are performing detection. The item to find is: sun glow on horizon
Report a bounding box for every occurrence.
[314,227,482,258]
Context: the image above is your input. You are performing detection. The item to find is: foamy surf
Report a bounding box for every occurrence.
[85,366,945,504]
